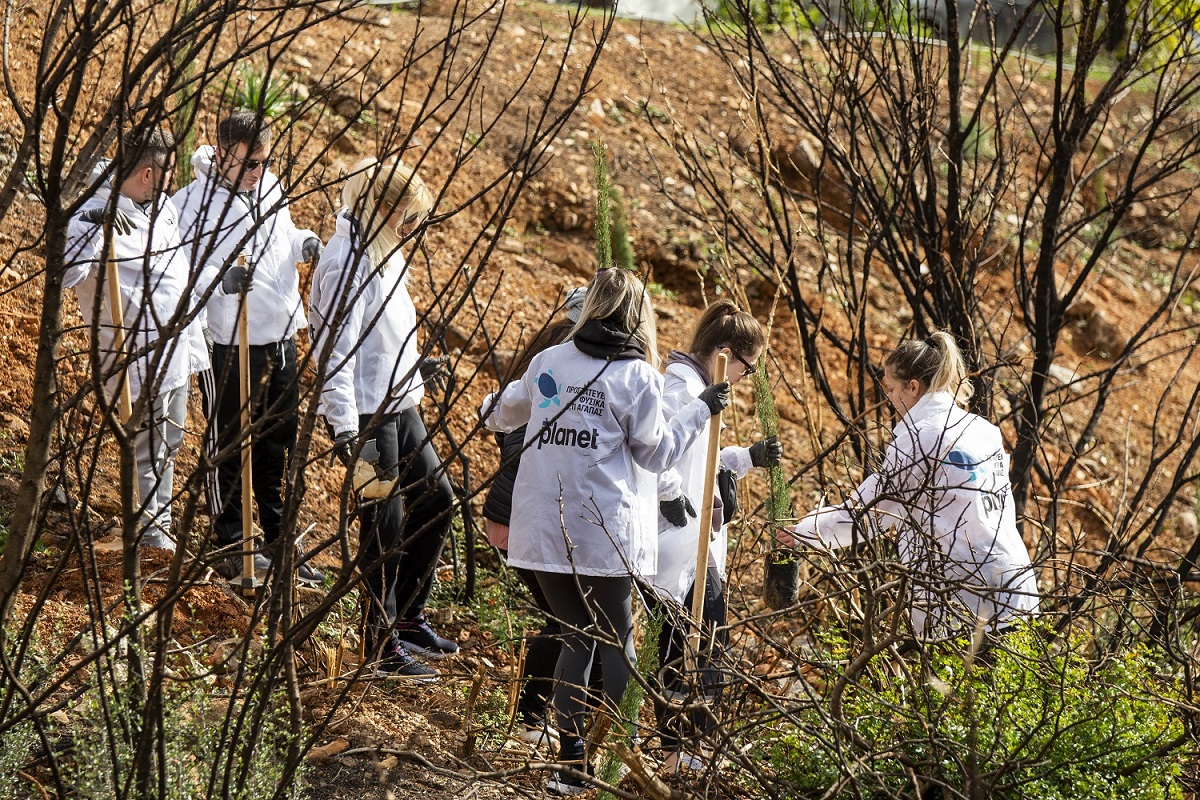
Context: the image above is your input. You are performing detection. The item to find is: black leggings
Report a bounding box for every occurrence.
[535,572,634,742]
[648,565,728,752]
[357,407,454,627]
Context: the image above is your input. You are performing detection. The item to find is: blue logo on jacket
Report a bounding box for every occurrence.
[537,370,561,408]
[942,449,982,482]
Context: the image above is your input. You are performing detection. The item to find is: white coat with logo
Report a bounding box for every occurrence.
[650,359,754,604]
[308,212,424,437]
[792,390,1039,636]
[172,146,313,346]
[64,186,205,401]
[482,341,711,578]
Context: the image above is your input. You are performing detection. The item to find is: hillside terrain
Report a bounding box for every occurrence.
[0,1,1198,797]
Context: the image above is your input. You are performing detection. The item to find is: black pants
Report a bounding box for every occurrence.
[649,565,728,753]
[497,559,602,724]
[535,572,634,742]
[358,407,454,627]
[208,338,298,548]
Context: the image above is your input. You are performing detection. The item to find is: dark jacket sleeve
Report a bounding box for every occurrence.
[482,424,527,527]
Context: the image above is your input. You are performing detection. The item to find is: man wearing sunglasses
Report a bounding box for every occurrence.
[174,111,324,585]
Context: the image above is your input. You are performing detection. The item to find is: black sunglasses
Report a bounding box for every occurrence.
[237,155,275,172]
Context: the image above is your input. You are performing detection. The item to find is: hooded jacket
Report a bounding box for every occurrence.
[792,390,1039,637]
[172,145,313,346]
[481,340,711,578]
[64,186,205,401]
[482,425,527,529]
[308,212,425,436]
[650,353,754,603]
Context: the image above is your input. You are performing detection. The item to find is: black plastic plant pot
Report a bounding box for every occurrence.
[764,548,801,610]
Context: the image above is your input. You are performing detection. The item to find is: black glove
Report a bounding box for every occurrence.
[331,431,356,468]
[660,495,697,528]
[750,435,783,468]
[302,236,323,266]
[697,381,731,415]
[420,355,450,392]
[81,206,135,236]
[222,264,253,295]
[717,468,739,525]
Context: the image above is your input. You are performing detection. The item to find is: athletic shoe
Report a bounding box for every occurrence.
[545,772,590,796]
[661,751,705,774]
[372,633,440,682]
[546,736,590,796]
[518,716,560,748]
[140,531,176,553]
[393,616,459,658]
[257,550,326,586]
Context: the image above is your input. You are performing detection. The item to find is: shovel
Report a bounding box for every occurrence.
[235,254,261,597]
[687,353,728,668]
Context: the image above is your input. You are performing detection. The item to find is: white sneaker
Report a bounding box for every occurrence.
[661,751,705,774]
[518,722,560,748]
[140,531,176,553]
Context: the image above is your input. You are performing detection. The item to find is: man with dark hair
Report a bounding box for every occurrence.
[174,111,324,583]
[64,127,210,551]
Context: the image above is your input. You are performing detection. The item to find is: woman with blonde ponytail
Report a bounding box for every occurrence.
[480,268,731,796]
[779,331,1038,640]
[309,157,456,682]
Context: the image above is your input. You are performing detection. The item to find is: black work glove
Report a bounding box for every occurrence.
[697,381,731,415]
[81,206,135,236]
[331,431,356,468]
[301,236,323,266]
[420,355,451,392]
[221,263,253,295]
[659,495,697,528]
[750,435,783,468]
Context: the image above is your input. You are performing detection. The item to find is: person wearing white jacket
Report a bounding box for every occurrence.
[481,268,731,796]
[173,111,323,583]
[647,299,780,772]
[310,157,456,683]
[64,128,208,551]
[778,331,1039,639]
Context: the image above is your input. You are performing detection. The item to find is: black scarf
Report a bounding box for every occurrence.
[573,315,646,361]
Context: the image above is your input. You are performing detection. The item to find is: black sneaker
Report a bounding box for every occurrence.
[393,616,459,658]
[257,550,326,586]
[373,633,440,682]
[546,737,591,796]
[545,771,590,796]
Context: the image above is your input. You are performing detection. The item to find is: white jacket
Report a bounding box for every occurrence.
[651,359,754,603]
[482,341,711,578]
[793,391,1039,636]
[309,212,424,436]
[64,186,205,401]
[172,146,313,346]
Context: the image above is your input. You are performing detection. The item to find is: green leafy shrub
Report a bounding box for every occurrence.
[223,61,303,117]
[69,677,305,800]
[0,718,35,800]
[770,623,1186,798]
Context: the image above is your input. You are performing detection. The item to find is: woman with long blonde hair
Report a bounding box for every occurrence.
[481,268,731,795]
[310,157,456,682]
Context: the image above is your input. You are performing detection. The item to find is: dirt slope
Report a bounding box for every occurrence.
[0,2,1197,797]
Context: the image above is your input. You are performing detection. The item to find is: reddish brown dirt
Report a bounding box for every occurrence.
[0,2,1198,798]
